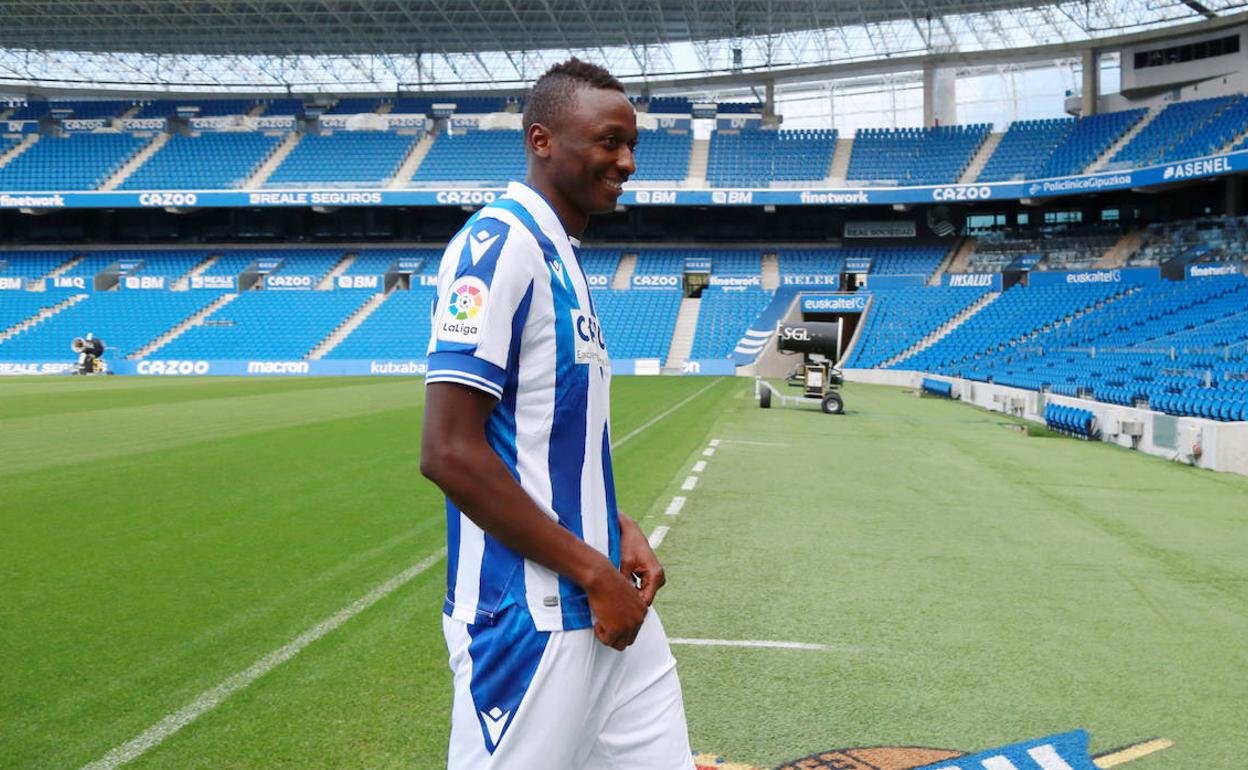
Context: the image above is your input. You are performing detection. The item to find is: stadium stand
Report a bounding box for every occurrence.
[91,250,210,280]
[632,129,693,181]
[410,129,525,184]
[689,286,773,359]
[157,291,371,359]
[579,249,621,279]
[1131,215,1248,267]
[324,289,438,358]
[190,99,262,117]
[48,100,135,119]
[777,249,844,283]
[119,131,282,190]
[866,243,950,277]
[0,291,221,359]
[847,124,989,185]
[0,251,78,282]
[716,102,763,114]
[1111,95,1245,168]
[645,97,692,113]
[0,293,60,332]
[970,228,1118,272]
[979,109,1149,180]
[590,289,683,360]
[345,248,440,276]
[707,127,836,187]
[845,286,990,368]
[265,131,419,187]
[0,133,146,191]
[258,99,305,116]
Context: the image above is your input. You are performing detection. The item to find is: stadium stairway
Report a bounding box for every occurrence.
[0,294,87,345]
[317,252,354,289]
[1094,229,1146,268]
[939,237,978,281]
[131,293,238,359]
[387,131,438,188]
[0,134,39,170]
[100,133,168,191]
[826,136,854,184]
[307,290,391,359]
[687,139,710,186]
[244,132,302,189]
[761,252,780,290]
[960,131,1003,183]
[1087,104,1159,173]
[612,253,638,289]
[173,254,219,290]
[663,296,701,370]
[44,254,85,281]
[882,290,1000,368]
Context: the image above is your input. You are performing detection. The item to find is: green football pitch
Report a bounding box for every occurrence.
[1,376,1244,769]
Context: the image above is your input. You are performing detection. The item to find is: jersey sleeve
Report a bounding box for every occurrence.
[425,215,537,399]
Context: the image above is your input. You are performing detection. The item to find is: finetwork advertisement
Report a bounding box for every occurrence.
[1187,262,1242,278]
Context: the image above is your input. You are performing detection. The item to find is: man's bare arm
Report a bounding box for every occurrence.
[420,381,647,650]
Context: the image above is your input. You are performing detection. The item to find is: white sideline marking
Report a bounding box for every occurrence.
[668,638,828,651]
[702,447,716,457]
[719,439,787,446]
[681,475,698,491]
[81,547,447,770]
[708,438,720,447]
[86,364,704,768]
[692,460,707,473]
[664,497,686,516]
[611,380,721,450]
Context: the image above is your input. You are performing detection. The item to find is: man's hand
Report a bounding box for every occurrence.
[583,561,648,651]
[619,513,666,606]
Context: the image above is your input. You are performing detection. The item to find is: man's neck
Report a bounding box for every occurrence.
[523,176,587,239]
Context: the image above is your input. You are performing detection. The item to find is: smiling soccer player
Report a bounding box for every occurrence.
[420,59,695,769]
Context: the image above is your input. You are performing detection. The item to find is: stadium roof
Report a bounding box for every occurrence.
[1,0,1087,56]
[0,0,1244,92]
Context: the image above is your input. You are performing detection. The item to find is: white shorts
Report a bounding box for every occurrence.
[443,605,695,770]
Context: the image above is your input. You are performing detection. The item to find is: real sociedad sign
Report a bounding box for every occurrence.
[4,148,1248,211]
[801,294,868,313]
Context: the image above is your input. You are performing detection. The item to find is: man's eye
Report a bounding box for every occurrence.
[603,137,619,149]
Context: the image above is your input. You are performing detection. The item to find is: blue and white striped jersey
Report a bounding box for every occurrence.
[426,181,620,633]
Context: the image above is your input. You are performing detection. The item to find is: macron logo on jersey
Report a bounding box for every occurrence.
[470,229,501,264]
[480,706,513,750]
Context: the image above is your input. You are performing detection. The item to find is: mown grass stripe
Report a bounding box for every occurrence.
[80,548,447,770]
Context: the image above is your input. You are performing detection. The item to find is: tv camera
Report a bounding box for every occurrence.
[71,334,109,375]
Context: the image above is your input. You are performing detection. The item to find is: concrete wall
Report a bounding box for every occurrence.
[843,368,1248,476]
[1109,25,1248,104]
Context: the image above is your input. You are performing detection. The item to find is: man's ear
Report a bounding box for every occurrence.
[527,123,553,160]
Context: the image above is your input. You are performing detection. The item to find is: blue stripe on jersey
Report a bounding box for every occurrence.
[466,604,551,754]
[491,199,593,628]
[427,351,508,393]
[443,498,461,618]
[602,427,621,567]
[432,214,509,357]
[471,280,536,619]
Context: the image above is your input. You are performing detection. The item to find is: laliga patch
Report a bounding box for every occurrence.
[437,276,489,344]
[570,308,609,368]
[692,729,1172,770]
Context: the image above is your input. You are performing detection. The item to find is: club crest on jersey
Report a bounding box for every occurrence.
[438,276,489,343]
[571,308,609,368]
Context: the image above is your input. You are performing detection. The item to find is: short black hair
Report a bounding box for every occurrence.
[522,57,626,131]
